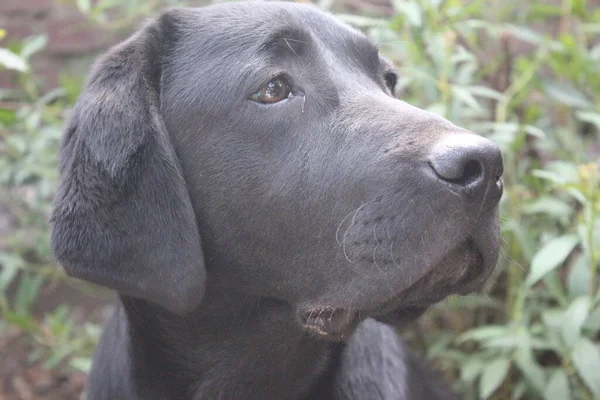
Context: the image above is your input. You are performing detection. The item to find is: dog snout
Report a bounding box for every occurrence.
[428,133,504,207]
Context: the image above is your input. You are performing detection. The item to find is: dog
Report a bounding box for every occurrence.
[50,2,503,399]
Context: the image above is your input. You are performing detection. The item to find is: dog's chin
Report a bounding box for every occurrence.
[298,238,494,342]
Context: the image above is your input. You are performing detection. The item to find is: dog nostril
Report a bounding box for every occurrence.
[452,159,482,186]
[428,158,484,187]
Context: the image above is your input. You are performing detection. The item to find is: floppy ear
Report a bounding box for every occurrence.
[50,12,206,315]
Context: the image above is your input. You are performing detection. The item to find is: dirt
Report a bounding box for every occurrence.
[0,331,87,400]
[0,175,113,399]
[0,279,114,400]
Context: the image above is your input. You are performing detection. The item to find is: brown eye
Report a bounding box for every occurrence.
[251,76,292,103]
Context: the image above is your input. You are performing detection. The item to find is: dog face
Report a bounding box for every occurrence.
[51,2,502,339]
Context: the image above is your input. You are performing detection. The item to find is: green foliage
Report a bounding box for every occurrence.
[0,28,96,374]
[338,0,599,398]
[1,0,599,397]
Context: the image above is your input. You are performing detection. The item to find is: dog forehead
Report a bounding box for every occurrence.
[174,1,368,55]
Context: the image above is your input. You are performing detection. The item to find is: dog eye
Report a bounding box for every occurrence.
[384,72,397,94]
[251,76,292,103]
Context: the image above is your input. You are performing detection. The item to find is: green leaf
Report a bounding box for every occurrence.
[70,357,92,373]
[515,347,546,393]
[503,219,537,262]
[0,48,28,71]
[583,305,600,332]
[391,0,422,27]
[561,297,591,348]
[465,85,503,101]
[543,81,591,109]
[503,24,551,48]
[5,134,28,155]
[511,381,527,400]
[565,188,586,205]
[522,197,573,222]
[456,325,507,343]
[529,3,562,18]
[576,111,600,130]
[2,308,38,332]
[479,358,510,399]
[461,356,483,383]
[572,0,586,17]
[567,256,591,299]
[37,87,66,106]
[335,14,391,28]
[545,162,581,183]
[14,273,44,315]
[523,125,546,138]
[544,370,570,400]
[452,86,482,111]
[0,252,24,293]
[432,293,502,310]
[542,309,566,335]
[483,335,522,349]
[532,169,567,185]
[83,322,102,339]
[0,108,16,124]
[20,35,48,60]
[571,338,600,396]
[425,333,453,359]
[525,234,579,287]
[76,0,92,13]
[42,346,72,370]
[542,271,569,306]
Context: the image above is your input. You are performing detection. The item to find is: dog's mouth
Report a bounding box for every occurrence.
[299,305,429,341]
[299,241,488,341]
[299,307,360,340]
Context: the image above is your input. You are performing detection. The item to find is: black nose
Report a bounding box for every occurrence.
[428,134,503,205]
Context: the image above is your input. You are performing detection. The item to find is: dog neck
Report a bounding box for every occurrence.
[118,285,339,400]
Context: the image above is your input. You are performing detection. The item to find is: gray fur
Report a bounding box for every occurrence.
[50,2,503,399]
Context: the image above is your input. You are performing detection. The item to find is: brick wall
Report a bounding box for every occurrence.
[1,0,598,96]
[0,0,118,93]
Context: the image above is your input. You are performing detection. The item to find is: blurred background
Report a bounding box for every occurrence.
[0,0,599,399]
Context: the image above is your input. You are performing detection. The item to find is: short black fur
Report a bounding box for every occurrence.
[50,2,503,399]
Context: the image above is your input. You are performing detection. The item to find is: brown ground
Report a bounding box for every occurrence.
[0,333,87,400]
[0,169,113,399]
[0,276,113,399]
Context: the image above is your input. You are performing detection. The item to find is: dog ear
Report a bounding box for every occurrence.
[50,12,206,315]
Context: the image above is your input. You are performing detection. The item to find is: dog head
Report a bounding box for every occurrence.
[51,2,503,338]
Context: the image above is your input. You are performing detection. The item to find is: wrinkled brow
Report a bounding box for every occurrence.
[259,27,310,58]
[350,37,382,73]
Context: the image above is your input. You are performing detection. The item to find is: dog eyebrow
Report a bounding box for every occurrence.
[259,28,309,58]
[351,38,382,73]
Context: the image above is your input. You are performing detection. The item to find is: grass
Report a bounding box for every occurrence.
[1,0,599,399]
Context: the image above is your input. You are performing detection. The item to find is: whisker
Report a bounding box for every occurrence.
[342,201,374,263]
[283,38,300,57]
[372,246,385,275]
[282,37,307,44]
[336,201,370,245]
[477,181,491,218]
[390,240,400,269]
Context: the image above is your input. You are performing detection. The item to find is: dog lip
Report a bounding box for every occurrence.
[371,239,485,309]
[299,307,358,339]
[299,236,496,338]
[373,305,429,325]
[298,302,430,339]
